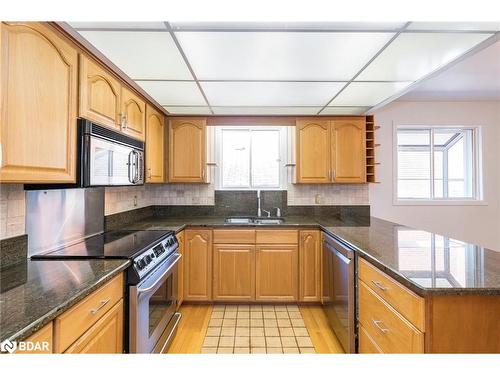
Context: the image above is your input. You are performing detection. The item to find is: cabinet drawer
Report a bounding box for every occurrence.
[213,230,255,244]
[256,230,298,244]
[358,258,425,331]
[54,273,124,352]
[358,281,424,353]
[358,323,382,354]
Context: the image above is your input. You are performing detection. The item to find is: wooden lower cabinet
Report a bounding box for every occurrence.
[184,229,212,301]
[255,244,298,301]
[16,322,53,354]
[64,300,123,354]
[213,244,255,301]
[299,230,321,302]
[176,231,185,308]
[358,323,382,354]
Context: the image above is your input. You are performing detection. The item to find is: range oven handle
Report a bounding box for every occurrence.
[136,253,181,295]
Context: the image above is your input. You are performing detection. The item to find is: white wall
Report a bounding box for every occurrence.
[371,101,500,250]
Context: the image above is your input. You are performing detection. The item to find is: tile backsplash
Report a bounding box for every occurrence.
[287,183,369,206]
[0,184,25,239]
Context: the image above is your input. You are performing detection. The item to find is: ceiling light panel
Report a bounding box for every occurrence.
[357,32,493,81]
[136,81,206,106]
[329,82,412,106]
[70,22,167,30]
[176,32,395,80]
[407,22,500,31]
[201,81,345,106]
[212,107,322,115]
[163,106,212,115]
[171,22,406,31]
[78,31,192,79]
[320,107,370,115]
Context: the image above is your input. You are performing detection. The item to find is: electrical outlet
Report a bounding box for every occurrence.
[133,195,138,207]
[315,194,321,204]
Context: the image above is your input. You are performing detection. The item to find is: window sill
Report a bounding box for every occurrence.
[393,199,487,206]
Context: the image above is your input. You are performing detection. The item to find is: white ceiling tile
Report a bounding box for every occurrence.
[171,22,406,31]
[357,32,493,81]
[407,22,500,31]
[329,82,412,106]
[176,32,395,80]
[163,106,212,115]
[201,82,345,106]
[70,22,167,30]
[212,107,321,115]
[320,107,370,115]
[136,81,206,106]
[78,31,192,79]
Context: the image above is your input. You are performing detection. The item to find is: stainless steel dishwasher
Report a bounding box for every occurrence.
[322,233,356,353]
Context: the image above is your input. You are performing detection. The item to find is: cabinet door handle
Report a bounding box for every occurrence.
[372,319,389,333]
[90,299,111,315]
[148,168,152,178]
[332,169,336,180]
[371,280,388,291]
[202,169,205,181]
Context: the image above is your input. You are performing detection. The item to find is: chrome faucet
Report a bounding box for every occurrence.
[257,190,262,217]
[274,207,281,217]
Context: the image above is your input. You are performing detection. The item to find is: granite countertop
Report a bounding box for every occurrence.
[0,258,129,342]
[123,215,500,297]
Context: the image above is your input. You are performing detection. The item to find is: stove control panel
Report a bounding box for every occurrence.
[130,233,178,283]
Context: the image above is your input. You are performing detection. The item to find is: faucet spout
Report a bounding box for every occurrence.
[257,190,261,217]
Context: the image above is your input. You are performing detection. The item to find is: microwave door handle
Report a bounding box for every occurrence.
[133,150,139,183]
[128,150,134,183]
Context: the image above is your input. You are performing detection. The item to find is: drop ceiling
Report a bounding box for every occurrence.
[70,21,499,115]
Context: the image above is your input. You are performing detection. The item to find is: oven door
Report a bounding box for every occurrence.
[129,253,181,353]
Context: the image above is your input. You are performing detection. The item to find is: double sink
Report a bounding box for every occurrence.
[225,217,285,225]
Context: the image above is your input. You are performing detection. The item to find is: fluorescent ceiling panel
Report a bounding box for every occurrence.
[329,82,412,106]
[176,32,395,80]
[212,107,321,115]
[163,106,212,115]
[201,81,344,106]
[171,22,406,31]
[70,22,167,30]
[407,22,500,31]
[320,107,370,115]
[136,81,206,106]
[357,32,493,81]
[79,31,192,79]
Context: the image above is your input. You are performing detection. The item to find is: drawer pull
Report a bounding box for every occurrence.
[90,299,111,315]
[371,280,388,291]
[372,319,389,333]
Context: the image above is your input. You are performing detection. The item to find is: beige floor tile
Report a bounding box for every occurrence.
[291,318,306,327]
[267,347,283,354]
[286,305,299,312]
[250,305,262,311]
[220,327,236,336]
[237,311,250,319]
[263,311,276,319]
[262,305,275,312]
[237,305,250,311]
[212,305,225,312]
[264,319,278,327]
[219,336,235,347]
[299,347,316,354]
[279,327,294,337]
[225,305,238,311]
[237,319,250,327]
[250,336,266,347]
[283,347,300,354]
[296,336,313,348]
[233,347,250,354]
[206,327,221,337]
[236,327,250,336]
[222,318,236,327]
[217,347,234,354]
[250,327,265,337]
[208,318,223,327]
[202,336,219,347]
[201,347,217,354]
[281,336,298,348]
[288,311,302,319]
[274,305,287,311]
[266,337,282,348]
[211,311,224,319]
[250,319,264,327]
[264,327,280,337]
[251,347,266,354]
[293,327,309,336]
[277,319,292,328]
[250,311,263,319]
[224,311,237,319]
[275,311,289,319]
[234,336,250,347]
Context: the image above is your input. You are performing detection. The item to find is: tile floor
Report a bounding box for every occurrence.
[201,304,316,354]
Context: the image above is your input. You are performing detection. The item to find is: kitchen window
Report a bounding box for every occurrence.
[395,126,482,202]
[215,126,287,190]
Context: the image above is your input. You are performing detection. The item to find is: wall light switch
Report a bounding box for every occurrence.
[315,194,321,204]
[133,195,138,207]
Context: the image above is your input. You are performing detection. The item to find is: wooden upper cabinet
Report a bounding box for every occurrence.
[299,230,321,302]
[331,118,366,183]
[145,105,165,183]
[169,118,206,183]
[184,229,212,301]
[121,86,145,140]
[296,120,331,183]
[79,54,121,131]
[0,22,78,183]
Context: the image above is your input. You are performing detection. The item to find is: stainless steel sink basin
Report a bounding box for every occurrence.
[225,217,254,224]
[225,217,285,225]
[253,218,285,225]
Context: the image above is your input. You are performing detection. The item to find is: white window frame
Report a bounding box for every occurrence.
[214,126,288,191]
[393,124,484,206]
